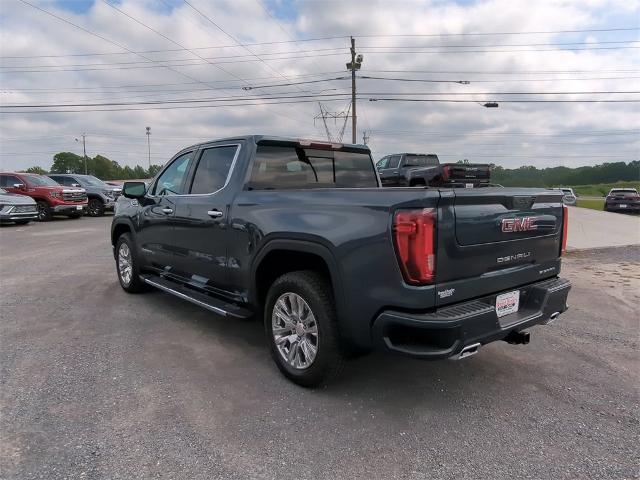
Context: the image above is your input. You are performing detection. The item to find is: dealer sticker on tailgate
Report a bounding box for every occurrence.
[495,290,520,318]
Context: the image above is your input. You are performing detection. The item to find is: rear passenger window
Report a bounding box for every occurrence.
[248,145,377,190]
[189,146,237,194]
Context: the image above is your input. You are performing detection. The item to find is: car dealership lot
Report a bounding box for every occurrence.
[1,218,638,480]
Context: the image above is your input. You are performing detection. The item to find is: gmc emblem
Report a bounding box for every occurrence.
[501,217,539,233]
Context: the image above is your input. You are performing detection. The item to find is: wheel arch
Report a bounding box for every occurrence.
[251,238,345,321]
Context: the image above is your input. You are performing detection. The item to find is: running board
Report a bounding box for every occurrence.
[141,274,253,319]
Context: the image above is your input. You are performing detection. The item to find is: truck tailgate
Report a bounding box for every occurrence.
[443,163,491,184]
[434,188,565,306]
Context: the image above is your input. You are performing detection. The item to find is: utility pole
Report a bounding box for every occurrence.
[362,130,370,145]
[346,37,362,144]
[76,134,88,174]
[146,127,151,169]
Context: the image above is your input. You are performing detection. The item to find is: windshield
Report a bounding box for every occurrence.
[25,175,60,187]
[403,155,439,167]
[561,189,573,195]
[82,175,108,187]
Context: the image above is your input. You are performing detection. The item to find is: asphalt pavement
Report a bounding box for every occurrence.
[567,206,640,250]
[1,217,638,480]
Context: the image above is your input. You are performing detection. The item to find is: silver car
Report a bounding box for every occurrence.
[559,187,577,206]
[0,187,38,225]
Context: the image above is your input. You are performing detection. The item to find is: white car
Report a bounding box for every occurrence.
[558,187,577,206]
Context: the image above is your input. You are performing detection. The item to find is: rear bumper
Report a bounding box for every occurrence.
[372,277,571,359]
[606,203,640,211]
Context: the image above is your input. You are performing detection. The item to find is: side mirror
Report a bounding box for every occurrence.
[13,183,25,190]
[122,181,146,199]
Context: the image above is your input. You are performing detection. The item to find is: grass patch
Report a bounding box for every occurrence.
[576,198,605,211]
[569,181,640,197]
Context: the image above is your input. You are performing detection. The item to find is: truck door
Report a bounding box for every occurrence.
[170,143,240,297]
[377,154,402,186]
[137,150,194,271]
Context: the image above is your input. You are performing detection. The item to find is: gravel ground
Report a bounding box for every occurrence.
[1,217,638,480]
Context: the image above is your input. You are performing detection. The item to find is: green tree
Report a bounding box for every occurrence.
[147,164,162,177]
[51,152,84,174]
[23,166,48,174]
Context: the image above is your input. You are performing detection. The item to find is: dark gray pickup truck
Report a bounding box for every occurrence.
[377,153,491,188]
[111,135,571,386]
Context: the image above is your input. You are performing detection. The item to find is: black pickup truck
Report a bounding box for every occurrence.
[111,136,570,386]
[376,153,491,187]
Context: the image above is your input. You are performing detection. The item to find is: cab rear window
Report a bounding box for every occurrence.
[248,145,378,190]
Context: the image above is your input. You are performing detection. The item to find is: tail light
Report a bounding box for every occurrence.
[560,205,569,255]
[393,209,436,285]
[442,165,450,181]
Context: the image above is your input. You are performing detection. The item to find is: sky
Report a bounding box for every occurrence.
[0,0,639,172]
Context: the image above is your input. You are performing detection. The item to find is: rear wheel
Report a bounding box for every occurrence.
[87,198,105,217]
[36,202,52,222]
[265,270,345,387]
[115,233,149,293]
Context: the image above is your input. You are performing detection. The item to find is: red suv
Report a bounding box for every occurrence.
[0,172,88,221]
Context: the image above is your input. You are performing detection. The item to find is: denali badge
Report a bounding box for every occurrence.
[438,288,455,298]
[497,252,531,263]
[501,217,539,233]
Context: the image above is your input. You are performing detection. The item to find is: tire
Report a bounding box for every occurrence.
[265,270,345,387]
[87,198,105,217]
[115,233,150,293]
[14,219,30,225]
[36,201,52,222]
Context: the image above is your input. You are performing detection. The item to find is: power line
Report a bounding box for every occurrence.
[16,0,232,94]
[3,26,637,59]
[357,27,639,37]
[368,97,640,103]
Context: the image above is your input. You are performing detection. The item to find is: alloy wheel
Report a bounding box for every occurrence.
[118,242,133,286]
[272,292,319,369]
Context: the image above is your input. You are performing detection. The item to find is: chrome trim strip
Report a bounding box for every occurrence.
[148,143,242,198]
[142,277,228,316]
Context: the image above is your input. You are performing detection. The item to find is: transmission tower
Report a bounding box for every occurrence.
[314,102,352,142]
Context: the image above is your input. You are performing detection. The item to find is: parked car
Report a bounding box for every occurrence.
[558,187,577,206]
[48,174,121,217]
[376,153,491,188]
[0,187,38,225]
[0,172,88,221]
[111,136,571,386]
[604,188,640,213]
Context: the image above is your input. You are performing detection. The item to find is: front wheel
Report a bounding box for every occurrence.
[265,270,345,387]
[36,201,52,222]
[115,233,149,293]
[87,198,105,217]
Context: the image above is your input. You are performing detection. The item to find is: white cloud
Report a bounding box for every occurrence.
[0,0,638,171]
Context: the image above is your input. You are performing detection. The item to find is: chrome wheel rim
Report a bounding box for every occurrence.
[272,292,318,370]
[118,243,133,286]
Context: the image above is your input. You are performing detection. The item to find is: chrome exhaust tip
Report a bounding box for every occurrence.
[453,342,481,360]
[544,311,561,325]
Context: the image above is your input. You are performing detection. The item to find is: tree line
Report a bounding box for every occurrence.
[489,161,639,187]
[21,153,639,187]
[22,152,162,180]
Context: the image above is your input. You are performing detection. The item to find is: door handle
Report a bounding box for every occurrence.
[207,209,223,218]
[161,207,173,214]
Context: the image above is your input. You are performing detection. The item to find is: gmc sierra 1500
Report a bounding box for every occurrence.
[111,136,571,386]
